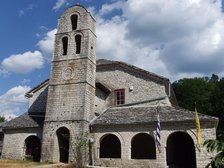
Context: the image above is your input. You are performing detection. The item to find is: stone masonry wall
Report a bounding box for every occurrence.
[57,5,95,35]
[92,123,216,168]
[1,128,42,160]
[41,121,89,163]
[97,67,168,103]
[95,67,170,114]
[45,83,87,121]
[95,87,112,114]
[54,30,95,62]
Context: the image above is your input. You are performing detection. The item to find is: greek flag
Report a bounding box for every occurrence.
[156,113,161,149]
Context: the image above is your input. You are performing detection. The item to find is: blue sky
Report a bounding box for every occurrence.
[0,0,224,119]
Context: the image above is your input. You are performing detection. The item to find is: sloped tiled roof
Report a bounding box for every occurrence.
[1,113,44,129]
[90,106,218,126]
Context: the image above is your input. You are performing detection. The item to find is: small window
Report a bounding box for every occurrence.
[75,35,81,54]
[62,37,68,55]
[71,14,78,30]
[114,89,125,105]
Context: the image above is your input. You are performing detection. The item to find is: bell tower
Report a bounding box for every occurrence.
[41,4,96,163]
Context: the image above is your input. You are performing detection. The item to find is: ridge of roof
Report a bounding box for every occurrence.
[96,59,169,83]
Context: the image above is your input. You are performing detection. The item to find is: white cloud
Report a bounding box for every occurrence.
[52,0,93,11]
[0,68,9,77]
[27,4,34,10]
[37,29,57,61]
[18,10,24,16]
[94,0,224,81]
[99,1,125,16]
[21,79,31,85]
[53,0,68,11]
[18,4,34,17]
[87,6,96,16]
[19,0,224,81]
[1,51,44,74]
[0,85,31,120]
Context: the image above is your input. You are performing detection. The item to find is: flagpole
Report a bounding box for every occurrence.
[156,102,161,153]
[195,102,201,151]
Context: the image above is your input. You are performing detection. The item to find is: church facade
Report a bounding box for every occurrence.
[0,5,218,168]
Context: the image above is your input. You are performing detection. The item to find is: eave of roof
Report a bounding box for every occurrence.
[90,105,218,126]
[25,79,49,98]
[95,79,112,94]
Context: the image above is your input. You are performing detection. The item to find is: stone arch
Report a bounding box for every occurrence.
[166,131,196,168]
[71,14,78,30]
[131,133,156,159]
[61,36,68,55]
[99,134,121,158]
[56,127,70,163]
[75,34,82,54]
[24,135,41,162]
[62,36,68,55]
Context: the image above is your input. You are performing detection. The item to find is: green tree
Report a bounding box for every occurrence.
[172,74,224,137]
[210,74,219,83]
[0,116,5,123]
[70,133,89,168]
[210,77,224,137]
[172,77,214,114]
[60,132,89,168]
[209,77,224,117]
[204,139,224,168]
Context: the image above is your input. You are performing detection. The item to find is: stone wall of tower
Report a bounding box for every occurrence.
[41,5,96,163]
[44,58,95,122]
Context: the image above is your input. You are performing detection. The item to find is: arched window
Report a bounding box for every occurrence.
[62,37,68,55]
[131,133,156,159]
[71,14,78,30]
[25,135,41,162]
[75,35,81,54]
[100,134,121,158]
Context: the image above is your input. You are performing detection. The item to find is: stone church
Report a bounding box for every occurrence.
[0,4,218,168]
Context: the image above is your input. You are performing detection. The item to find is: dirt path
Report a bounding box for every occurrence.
[0,160,68,168]
[32,163,67,168]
